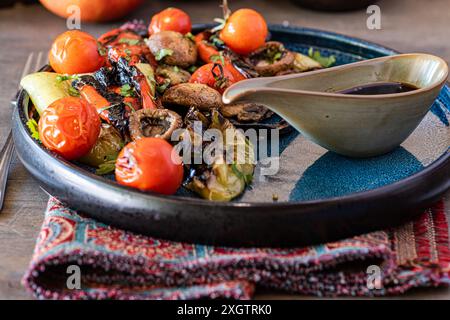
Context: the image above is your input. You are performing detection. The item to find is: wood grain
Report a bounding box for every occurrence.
[0,0,448,300]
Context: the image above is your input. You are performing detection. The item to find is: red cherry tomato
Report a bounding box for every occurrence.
[148,7,192,35]
[39,97,101,160]
[49,30,105,74]
[219,8,268,55]
[190,63,236,94]
[115,137,183,195]
[194,32,246,82]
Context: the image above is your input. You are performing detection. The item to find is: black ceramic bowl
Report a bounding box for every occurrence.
[293,0,379,12]
[12,25,450,247]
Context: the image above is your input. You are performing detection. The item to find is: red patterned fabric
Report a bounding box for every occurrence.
[22,198,450,299]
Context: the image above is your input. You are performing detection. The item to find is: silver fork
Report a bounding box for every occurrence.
[0,51,44,211]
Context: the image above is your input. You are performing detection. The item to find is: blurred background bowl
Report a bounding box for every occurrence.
[293,0,379,12]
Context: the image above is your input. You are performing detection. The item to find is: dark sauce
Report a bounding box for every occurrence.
[338,82,418,95]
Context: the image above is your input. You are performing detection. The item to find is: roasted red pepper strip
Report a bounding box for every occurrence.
[99,29,157,68]
[79,85,111,122]
[195,32,220,63]
[138,76,157,109]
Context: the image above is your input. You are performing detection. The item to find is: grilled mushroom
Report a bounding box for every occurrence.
[246,41,295,76]
[156,65,191,87]
[129,108,182,141]
[162,83,223,112]
[220,103,273,122]
[146,31,197,68]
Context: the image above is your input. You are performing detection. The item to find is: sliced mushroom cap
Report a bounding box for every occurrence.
[220,102,273,122]
[247,41,295,76]
[129,108,182,141]
[156,65,191,87]
[147,31,197,68]
[162,83,223,112]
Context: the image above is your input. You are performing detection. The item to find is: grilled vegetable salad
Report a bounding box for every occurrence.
[20,2,334,201]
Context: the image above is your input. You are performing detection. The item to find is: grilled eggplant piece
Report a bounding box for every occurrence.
[72,75,130,136]
[246,41,295,76]
[162,83,223,112]
[220,103,273,122]
[94,66,121,88]
[146,31,197,68]
[129,108,182,141]
[185,110,255,201]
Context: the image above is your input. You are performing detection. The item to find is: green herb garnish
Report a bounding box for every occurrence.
[118,38,140,46]
[272,52,282,63]
[155,48,174,61]
[56,74,80,83]
[210,53,225,65]
[188,65,198,73]
[185,32,195,42]
[123,48,132,60]
[209,35,224,48]
[68,86,80,97]
[97,42,107,56]
[156,79,171,94]
[119,84,135,97]
[26,118,40,141]
[308,48,336,67]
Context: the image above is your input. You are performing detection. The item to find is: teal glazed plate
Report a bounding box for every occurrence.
[12,25,450,247]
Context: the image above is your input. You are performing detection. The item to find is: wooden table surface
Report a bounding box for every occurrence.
[0,0,449,300]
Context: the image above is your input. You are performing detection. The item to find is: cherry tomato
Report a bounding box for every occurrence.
[115,137,183,195]
[194,32,247,82]
[190,63,236,94]
[219,9,268,55]
[39,97,101,160]
[148,7,192,35]
[49,30,105,74]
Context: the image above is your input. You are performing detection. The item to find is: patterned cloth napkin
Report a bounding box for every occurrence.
[22,198,450,299]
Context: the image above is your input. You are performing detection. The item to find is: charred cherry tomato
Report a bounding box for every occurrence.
[220,9,268,55]
[39,97,101,160]
[49,30,105,74]
[98,29,141,46]
[115,137,183,195]
[194,32,246,82]
[148,8,192,35]
[190,63,235,94]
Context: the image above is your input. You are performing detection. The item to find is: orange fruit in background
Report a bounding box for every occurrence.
[39,0,144,22]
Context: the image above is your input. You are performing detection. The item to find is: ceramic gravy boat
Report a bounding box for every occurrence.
[222,53,448,157]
